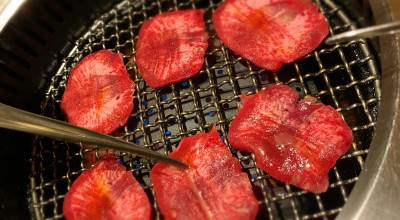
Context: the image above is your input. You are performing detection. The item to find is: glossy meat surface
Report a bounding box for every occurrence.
[228,85,353,193]
[150,127,258,220]
[63,155,151,220]
[61,50,135,134]
[213,0,329,71]
[136,10,209,88]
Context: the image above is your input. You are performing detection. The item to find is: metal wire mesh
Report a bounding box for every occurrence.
[29,0,381,219]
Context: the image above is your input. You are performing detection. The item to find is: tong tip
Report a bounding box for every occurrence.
[324,21,400,45]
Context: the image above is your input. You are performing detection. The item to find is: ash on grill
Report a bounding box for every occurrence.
[29,0,380,219]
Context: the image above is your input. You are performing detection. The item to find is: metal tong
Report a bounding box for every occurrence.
[324,21,400,45]
[0,103,187,168]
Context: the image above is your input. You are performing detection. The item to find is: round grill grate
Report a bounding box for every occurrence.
[30,0,380,219]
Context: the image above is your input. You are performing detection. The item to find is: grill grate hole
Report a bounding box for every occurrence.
[58,0,74,12]
[16,25,48,46]
[30,0,380,219]
[19,6,57,35]
[12,38,40,57]
[0,80,20,95]
[0,64,25,82]
[0,48,32,69]
[30,16,56,34]
[41,5,64,23]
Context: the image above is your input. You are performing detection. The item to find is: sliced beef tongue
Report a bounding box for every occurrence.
[150,127,259,220]
[136,9,209,88]
[212,0,329,71]
[63,154,151,220]
[228,85,353,193]
[60,49,135,134]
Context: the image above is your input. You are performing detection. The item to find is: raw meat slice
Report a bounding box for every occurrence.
[136,10,209,88]
[63,154,151,220]
[61,49,135,134]
[212,0,329,71]
[150,127,258,220]
[228,85,353,193]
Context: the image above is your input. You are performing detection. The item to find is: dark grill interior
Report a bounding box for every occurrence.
[1,0,381,219]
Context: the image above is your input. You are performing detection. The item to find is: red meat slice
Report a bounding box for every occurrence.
[228,85,353,193]
[212,0,329,71]
[63,154,151,220]
[61,50,135,134]
[136,10,209,88]
[150,127,258,220]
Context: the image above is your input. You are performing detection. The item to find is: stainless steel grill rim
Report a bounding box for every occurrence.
[29,0,381,219]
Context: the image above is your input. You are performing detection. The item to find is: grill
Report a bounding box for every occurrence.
[27,0,381,219]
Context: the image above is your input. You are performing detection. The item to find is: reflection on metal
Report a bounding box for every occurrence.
[337,0,400,219]
[0,103,188,168]
[0,0,26,32]
[324,22,400,45]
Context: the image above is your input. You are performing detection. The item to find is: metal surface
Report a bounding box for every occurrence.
[0,103,187,168]
[324,21,400,45]
[27,0,382,219]
[337,0,400,219]
[0,0,25,32]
